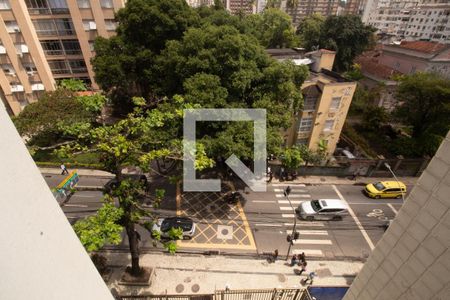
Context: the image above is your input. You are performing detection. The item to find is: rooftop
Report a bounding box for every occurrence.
[393,41,448,54]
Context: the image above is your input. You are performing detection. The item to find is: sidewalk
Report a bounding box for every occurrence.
[39,167,418,186]
[104,251,363,295]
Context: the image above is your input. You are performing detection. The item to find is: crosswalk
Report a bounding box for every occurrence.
[255,183,334,257]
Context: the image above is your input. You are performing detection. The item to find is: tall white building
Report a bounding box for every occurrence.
[365,0,450,43]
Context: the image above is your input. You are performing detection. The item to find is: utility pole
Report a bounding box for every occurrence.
[384,162,405,202]
[284,186,298,260]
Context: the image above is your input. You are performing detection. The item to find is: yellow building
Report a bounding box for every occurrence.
[0,0,125,115]
[267,48,357,156]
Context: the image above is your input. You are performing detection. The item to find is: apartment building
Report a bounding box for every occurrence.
[280,0,340,25]
[186,0,214,8]
[365,0,450,43]
[267,48,357,156]
[345,0,369,15]
[0,0,124,115]
[224,0,255,15]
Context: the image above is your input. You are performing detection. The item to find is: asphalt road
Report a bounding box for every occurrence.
[42,173,413,259]
[242,182,411,260]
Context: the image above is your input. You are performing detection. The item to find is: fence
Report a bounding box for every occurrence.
[120,288,312,300]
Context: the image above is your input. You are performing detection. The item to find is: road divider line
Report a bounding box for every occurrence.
[293,249,324,256]
[279,207,294,211]
[292,239,332,245]
[274,188,308,193]
[255,223,282,227]
[252,200,276,203]
[284,222,324,227]
[332,185,375,250]
[286,230,328,235]
[288,194,310,198]
[387,203,399,215]
[272,183,306,187]
[278,200,302,205]
[282,214,295,218]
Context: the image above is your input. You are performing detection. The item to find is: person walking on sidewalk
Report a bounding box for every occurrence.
[298,252,306,264]
[272,249,279,263]
[60,163,69,175]
[298,261,307,275]
[290,254,298,267]
[302,271,316,285]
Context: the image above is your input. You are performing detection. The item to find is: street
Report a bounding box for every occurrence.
[43,173,411,260]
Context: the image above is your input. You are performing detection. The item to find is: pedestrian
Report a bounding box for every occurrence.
[60,163,69,175]
[298,252,306,264]
[290,254,298,267]
[298,261,307,275]
[268,170,273,183]
[272,249,279,262]
[280,168,285,182]
[303,271,316,284]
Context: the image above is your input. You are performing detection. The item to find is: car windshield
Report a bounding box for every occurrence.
[310,200,322,212]
[373,182,385,191]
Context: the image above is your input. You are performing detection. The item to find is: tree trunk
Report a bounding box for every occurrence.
[126,223,141,276]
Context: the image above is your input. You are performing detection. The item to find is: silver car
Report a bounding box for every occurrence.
[152,217,196,240]
[296,199,349,221]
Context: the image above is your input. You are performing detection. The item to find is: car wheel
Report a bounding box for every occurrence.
[306,216,314,221]
[183,236,192,240]
[375,195,381,199]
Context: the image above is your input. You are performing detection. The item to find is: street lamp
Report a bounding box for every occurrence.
[384,162,405,202]
[284,186,298,260]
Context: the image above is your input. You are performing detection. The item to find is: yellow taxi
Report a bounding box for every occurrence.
[364,181,407,199]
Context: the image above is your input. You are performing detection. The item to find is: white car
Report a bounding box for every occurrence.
[296,199,349,221]
[152,217,196,240]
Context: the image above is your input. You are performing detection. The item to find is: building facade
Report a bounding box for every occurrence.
[224,0,255,15]
[268,48,357,156]
[280,0,340,26]
[343,130,450,300]
[365,0,450,43]
[0,0,124,115]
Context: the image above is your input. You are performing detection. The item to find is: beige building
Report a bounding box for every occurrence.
[281,0,340,25]
[344,130,450,300]
[267,48,357,156]
[0,0,125,115]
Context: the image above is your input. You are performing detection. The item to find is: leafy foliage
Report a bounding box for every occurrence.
[281,146,303,170]
[362,105,389,131]
[58,79,87,91]
[73,201,123,252]
[296,13,324,50]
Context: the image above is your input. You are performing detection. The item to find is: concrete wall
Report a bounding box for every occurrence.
[344,131,450,300]
[0,101,113,299]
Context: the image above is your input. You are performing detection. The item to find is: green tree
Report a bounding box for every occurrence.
[298,15,375,71]
[57,97,213,276]
[362,105,388,131]
[58,79,87,91]
[296,13,324,51]
[394,72,450,139]
[281,146,303,170]
[73,201,123,252]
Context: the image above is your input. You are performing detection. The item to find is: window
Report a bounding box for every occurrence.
[33,19,74,36]
[62,40,81,55]
[324,119,334,131]
[100,0,113,8]
[26,0,68,14]
[0,0,10,10]
[48,60,70,74]
[105,19,117,31]
[77,0,90,8]
[83,20,96,30]
[296,138,309,146]
[330,97,341,110]
[1,64,15,74]
[23,63,38,73]
[48,0,68,14]
[5,21,20,33]
[41,40,63,55]
[69,59,87,73]
[298,117,313,132]
[303,96,318,111]
[55,18,75,35]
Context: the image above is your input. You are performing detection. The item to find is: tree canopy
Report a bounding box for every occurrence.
[297,15,375,71]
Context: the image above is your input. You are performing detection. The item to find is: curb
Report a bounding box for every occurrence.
[76,186,104,191]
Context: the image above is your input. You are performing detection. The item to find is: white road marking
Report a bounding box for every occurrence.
[292,239,332,245]
[276,194,284,198]
[286,230,328,235]
[282,214,295,218]
[255,223,282,227]
[288,194,310,198]
[293,249,324,257]
[332,185,375,250]
[280,207,294,211]
[387,204,399,215]
[64,204,88,208]
[278,200,303,205]
[274,188,308,193]
[284,222,324,227]
[252,200,276,203]
[272,183,306,187]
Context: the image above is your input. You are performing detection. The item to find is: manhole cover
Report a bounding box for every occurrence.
[184,277,192,283]
[191,284,200,293]
[278,274,287,282]
[221,228,229,235]
[176,284,184,293]
[217,225,233,240]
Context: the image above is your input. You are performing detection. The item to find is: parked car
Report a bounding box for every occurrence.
[152,217,196,240]
[295,199,349,221]
[104,174,149,193]
[364,181,406,199]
